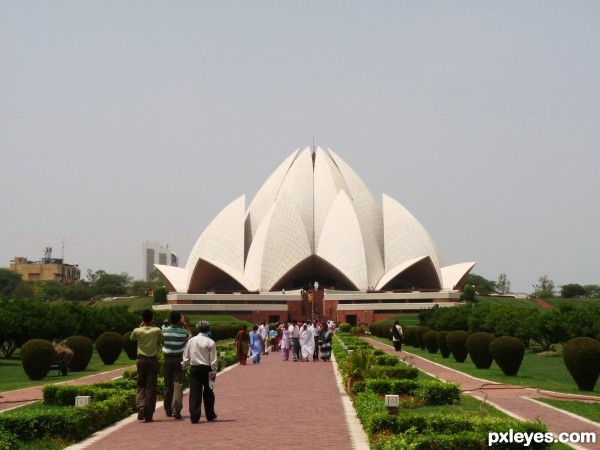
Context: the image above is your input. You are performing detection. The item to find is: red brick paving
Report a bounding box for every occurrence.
[63,353,365,450]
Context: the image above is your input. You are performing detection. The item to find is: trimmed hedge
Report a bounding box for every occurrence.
[352,379,460,405]
[377,365,419,380]
[374,354,399,366]
[423,330,439,354]
[354,391,550,450]
[490,336,525,376]
[467,332,495,369]
[446,330,469,363]
[65,335,94,372]
[122,331,137,360]
[415,326,431,350]
[20,339,54,380]
[403,326,418,347]
[0,394,134,442]
[43,384,136,406]
[95,332,123,365]
[563,337,600,391]
[338,323,352,332]
[375,412,549,450]
[437,331,451,358]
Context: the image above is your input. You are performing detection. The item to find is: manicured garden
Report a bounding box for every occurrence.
[333,331,556,449]
[0,341,238,450]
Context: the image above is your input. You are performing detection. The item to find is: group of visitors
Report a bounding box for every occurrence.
[234,319,336,364]
[130,310,340,425]
[130,309,217,425]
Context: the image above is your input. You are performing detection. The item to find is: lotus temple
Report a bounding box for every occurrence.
[154,147,475,326]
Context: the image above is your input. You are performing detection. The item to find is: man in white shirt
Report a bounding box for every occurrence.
[182,320,217,424]
[258,321,269,355]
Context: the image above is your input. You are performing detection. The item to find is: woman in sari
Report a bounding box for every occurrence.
[249,325,262,364]
[299,323,315,362]
[320,323,333,361]
[234,325,250,365]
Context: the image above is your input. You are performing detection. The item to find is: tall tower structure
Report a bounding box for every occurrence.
[143,241,178,281]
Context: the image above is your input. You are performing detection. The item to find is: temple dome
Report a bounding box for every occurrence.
[156,147,474,293]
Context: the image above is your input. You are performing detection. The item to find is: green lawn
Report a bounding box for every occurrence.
[536,398,600,423]
[90,296,154,311]
[370,336,599,396]
[0,350,135,392]
[476,296,549,309]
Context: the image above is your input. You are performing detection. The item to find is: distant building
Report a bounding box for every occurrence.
[10,256,80,284]
[143,241,178,281]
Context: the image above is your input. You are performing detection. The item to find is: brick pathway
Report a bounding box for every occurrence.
[61,351,368,450]
[367,339,600,450]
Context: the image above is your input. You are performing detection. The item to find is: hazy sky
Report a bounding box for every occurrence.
[2,2,599,293]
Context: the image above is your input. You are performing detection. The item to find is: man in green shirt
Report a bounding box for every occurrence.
[131,309,162,423]
[161,311,191,419]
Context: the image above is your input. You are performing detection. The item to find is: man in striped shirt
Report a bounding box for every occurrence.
[161,311,191,419]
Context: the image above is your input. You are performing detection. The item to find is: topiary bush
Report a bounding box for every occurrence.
[65,335,94,372]
[436,331,451,358]
[338,322,352,333]
[423,330,439,354]
[20,339,55,380]
[122,331,137,360]
[490,336,525,376]
[446,330,469,363]
[467,332,495,369]
[562,337,600,391]
[402,326,417,347]
[415,326,431,350]
[95,332,123,365]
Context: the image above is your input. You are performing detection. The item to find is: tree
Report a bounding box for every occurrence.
[534,275,555,297]
[153,286,167,304]
[33,280,63,301]
[61,283,92,301]
[465,274,497,295]
[497,273,510,295]
[561,283,586,299]
[583,285,600,298]
[461,284,477,303]
[0,269,24,299]
[91,272,131,297]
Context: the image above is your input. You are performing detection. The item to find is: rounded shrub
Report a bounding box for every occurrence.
[490,336,525,376]
[436,331,451,358]
[351,326,365,335]
[403,326,417,347]
[122,331,138,360]
[20,339,54,380]
[446,330,469,363]
[95,331,123,365]
[423,330,439,354]
[563,337,600,391]
[415,326,431,350]
[338,323,352,333]
[65,335,94,372]
[467,332,495,369]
